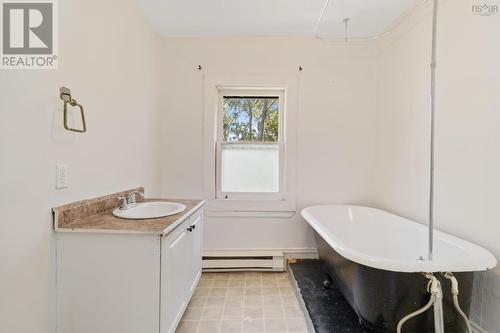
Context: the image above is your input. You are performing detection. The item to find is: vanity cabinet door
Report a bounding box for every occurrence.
[188,213,203,294]
[160,223,189,333]
[160,208,204,333]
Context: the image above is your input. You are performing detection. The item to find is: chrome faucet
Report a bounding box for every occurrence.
[127,191,143,205]
[117,191,143,210]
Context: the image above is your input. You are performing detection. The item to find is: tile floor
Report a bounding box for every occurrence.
[176,271,308,333]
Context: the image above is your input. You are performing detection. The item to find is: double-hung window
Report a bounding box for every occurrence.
[216,89,284,200]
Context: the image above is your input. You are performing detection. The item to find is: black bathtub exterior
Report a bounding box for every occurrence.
[313,232,474,333]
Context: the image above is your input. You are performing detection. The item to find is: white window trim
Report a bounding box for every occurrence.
[203,75,298,216]
[216,88,284,201]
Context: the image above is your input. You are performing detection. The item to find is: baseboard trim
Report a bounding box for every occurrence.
[471,321,488,333]
[283,249,319,260]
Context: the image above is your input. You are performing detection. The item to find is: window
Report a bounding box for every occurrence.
[203,75,297,215]
[217,89,284,200]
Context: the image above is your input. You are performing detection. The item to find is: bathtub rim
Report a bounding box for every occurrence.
[301,204,497,273]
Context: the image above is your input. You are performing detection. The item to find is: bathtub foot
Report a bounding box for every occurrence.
[322,276,333,289]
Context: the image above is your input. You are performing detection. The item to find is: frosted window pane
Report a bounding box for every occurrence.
[221,144,279,193]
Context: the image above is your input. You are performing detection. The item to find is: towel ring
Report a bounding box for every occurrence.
[60,87,86,133]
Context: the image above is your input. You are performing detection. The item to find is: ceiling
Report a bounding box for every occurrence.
[135,0,423,39]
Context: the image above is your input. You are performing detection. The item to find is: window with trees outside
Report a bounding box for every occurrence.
[217,89,284,200]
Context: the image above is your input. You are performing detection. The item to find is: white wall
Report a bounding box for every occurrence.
[159,38,379,252]
[373,0,500,331]
[0,0,162,332]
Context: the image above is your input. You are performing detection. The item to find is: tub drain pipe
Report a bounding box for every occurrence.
[443,272,472,333]
[397,273,444,333]
[433,275,444,333]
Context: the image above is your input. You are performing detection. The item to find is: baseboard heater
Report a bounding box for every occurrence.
[202,251,284,272]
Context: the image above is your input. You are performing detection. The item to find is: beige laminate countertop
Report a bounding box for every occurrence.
[54,197,205,235]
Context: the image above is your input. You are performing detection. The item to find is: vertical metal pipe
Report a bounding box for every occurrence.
[428,0,439,261]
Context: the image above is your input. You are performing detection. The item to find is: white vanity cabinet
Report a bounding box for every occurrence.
[189,214,203,293]
[56,207,203,333]
[160,212,203,333]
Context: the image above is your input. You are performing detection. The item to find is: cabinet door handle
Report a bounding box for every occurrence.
[191,225,196,230]
[187,226,193,232]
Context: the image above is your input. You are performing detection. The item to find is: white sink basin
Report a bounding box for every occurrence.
[113,201,186,219]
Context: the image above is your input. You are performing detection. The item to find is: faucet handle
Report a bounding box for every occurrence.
[126,191,143,205]
[118,197,128,210]
[128,193,137,205]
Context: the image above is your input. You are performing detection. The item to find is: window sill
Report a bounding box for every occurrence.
[204,199,296,218]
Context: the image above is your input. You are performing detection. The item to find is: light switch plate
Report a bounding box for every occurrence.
[56,164,68,189]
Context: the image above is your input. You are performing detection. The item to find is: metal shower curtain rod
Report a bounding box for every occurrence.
[428,0,439,261]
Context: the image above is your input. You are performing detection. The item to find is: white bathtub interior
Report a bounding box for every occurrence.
[302,205,497,273]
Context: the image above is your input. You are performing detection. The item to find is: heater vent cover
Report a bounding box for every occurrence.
[202,251,284,272]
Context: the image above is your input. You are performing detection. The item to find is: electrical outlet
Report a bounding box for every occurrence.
[56,164,68,189]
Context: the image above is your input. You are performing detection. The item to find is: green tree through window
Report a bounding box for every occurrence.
[223,96,279,142]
